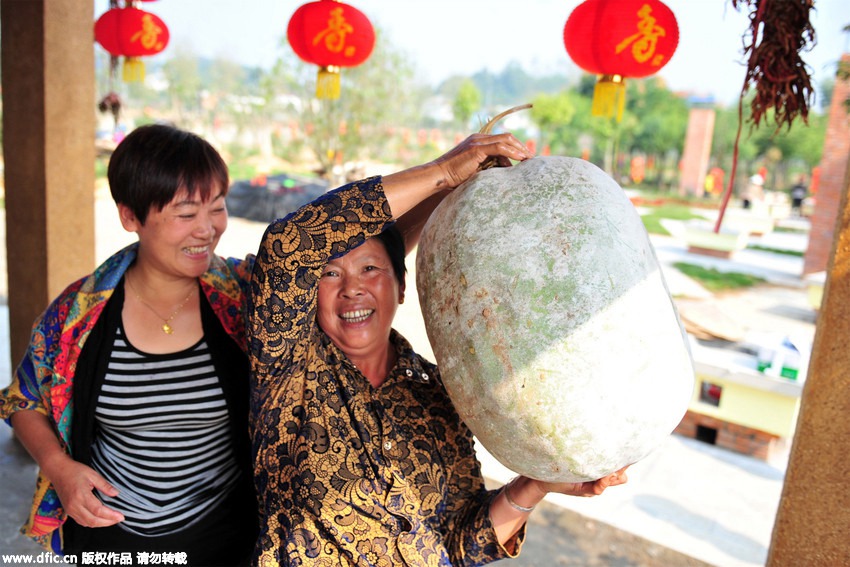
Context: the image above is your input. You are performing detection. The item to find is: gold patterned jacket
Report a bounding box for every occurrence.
[248,178,522,566]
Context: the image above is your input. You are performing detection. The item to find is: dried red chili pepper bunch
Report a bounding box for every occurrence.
[732,0,816,130]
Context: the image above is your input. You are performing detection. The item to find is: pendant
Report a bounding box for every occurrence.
[162,322,173,334]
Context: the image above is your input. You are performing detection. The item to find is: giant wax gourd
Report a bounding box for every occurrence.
[416,156,694,482]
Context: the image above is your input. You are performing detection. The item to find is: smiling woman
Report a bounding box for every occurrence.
[247,132,629,566]
[317,236,406,386]
[0,124,258,564]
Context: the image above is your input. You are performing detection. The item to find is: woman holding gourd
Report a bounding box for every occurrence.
[249,132,628,565]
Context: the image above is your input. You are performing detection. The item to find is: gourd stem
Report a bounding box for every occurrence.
[478,103,533,134]
[477,103,533,171]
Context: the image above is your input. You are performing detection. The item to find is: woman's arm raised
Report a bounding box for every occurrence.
[383,133,532,251]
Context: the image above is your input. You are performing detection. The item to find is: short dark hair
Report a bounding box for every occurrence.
[374,224,406,286]
[108,123,229,225]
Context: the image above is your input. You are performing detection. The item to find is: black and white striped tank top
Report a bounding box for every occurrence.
[91,325,240,537]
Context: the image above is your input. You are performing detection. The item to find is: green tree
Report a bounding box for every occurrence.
[441,61,570,108]
[205,56,270,153]
[530,91,577,154]
[162,46,202,122]
[452,79,482,128]
[747,108,827,190]
[263,27,426,177]
[839,55,850,113]
[208,57,247,100]
[710,100,762,194]
[576,73,597,98]
[709,88,828,198]
[624,78,688,156]
[818,77,834,112]
[619,77,688,186]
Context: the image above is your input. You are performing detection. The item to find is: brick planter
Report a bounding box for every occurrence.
[674,410,784,461]
[682,220,749,259]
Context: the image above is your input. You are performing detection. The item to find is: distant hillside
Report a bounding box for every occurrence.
[437,61,574,105]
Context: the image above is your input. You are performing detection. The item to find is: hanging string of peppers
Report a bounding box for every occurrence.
[714,0,816,233]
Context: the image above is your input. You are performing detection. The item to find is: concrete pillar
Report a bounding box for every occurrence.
[1,0,96,366]
[767,87,850,563]
[679,105,716,197]
[803,53,850,276]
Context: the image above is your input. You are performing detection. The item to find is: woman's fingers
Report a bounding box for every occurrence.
[542,464,631,498]
[53,462,125,527]
[91,473,120,498]
[590,466,630,495]
[87,499,126,527]
[469,132,533,161]
[66,490,125,527]
[437,133,534,187]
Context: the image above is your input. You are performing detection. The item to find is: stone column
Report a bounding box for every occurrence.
[767,57,850,565]
[1,0,96,366]
[679,104,716,198]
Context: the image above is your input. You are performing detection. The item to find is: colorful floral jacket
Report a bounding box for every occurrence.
[0,243,254,553]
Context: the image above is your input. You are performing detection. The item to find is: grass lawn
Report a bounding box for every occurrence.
[673,262,766,292]
[640,205,706,236]
[747,244,804,257]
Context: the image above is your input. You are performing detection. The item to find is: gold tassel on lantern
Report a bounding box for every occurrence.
[122,57,146,82]
[592,74,626,122]
[316,65,341,99]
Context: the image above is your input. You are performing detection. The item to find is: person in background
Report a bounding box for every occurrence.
[741,173,765,210]
[790,175,808,217]
[248,133,629,565]
[0,124,257,565]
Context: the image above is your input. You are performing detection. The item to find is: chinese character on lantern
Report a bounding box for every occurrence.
[314,7,356,55]
[287,0,376,99]
[564,0,679,121]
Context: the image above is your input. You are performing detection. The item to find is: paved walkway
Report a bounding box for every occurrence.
[0,198,817,566]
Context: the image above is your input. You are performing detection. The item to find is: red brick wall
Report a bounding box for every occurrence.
[674,410,782,461]
[803,53,850,275]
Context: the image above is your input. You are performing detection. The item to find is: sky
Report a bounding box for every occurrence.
[100,0,850,107]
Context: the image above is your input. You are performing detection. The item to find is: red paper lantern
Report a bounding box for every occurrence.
[564,0,679,120]
[287,0,375,99]
[95,6,169,82]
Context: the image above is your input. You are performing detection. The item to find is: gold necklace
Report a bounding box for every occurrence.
[126,275,196,335]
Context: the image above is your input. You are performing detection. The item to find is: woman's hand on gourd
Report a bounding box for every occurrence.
[540,465,630,498]
[43,453,125,527]
[433,132,533,189]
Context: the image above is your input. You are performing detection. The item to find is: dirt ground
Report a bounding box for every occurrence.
[499,493,711,567]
